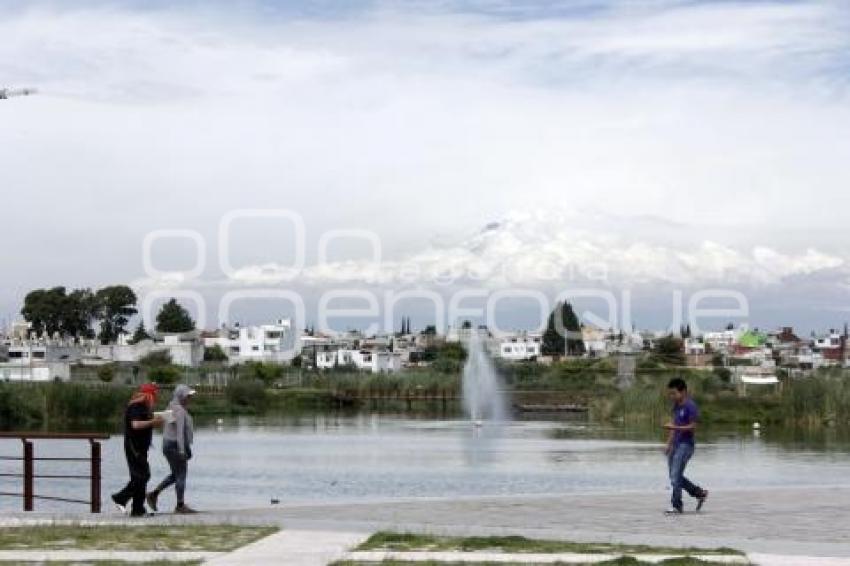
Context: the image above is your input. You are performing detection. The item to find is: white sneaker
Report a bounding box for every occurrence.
[665,507,683,515]
[111,494,128,514]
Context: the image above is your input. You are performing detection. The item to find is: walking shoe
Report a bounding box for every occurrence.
[129,511,155,518]
[111,494,127,514]
[664,507,683,515]
[146,491,159,513]
[175,503,199,514]
[696,489,709,512]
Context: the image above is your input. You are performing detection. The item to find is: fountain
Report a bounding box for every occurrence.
[462,334,508,424]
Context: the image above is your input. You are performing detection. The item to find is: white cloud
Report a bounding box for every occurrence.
[2,1,850,325]
[140,209,845,291]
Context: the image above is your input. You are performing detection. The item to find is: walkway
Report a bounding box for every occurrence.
[4,486,850,564]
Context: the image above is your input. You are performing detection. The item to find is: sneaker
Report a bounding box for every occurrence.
[146,491,159,513]
[129,511,155,518]
[696,489,709,512]
[111,494,128,514]
[665,507,683,515]
[175,503,199,514]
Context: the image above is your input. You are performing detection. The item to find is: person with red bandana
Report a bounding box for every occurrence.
[111,383,164,517]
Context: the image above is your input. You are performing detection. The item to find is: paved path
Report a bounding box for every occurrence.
[205,530,368,566]
[223,486,850,558]
[5,487,850,564]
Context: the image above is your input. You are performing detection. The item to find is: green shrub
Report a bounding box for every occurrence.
[226,379,267,413]
[147,365,182,384]
[97,364,115,383]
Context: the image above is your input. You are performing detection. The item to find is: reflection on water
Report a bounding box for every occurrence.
[2,412,849,512]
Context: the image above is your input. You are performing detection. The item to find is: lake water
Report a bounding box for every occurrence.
[3,413,850,512]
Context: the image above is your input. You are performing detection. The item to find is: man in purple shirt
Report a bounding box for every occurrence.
[663,378,709,514]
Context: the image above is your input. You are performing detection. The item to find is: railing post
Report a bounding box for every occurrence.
[90,440,102,513]
[22,440,33,511]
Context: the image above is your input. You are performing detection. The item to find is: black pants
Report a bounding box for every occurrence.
[113,443,150,515]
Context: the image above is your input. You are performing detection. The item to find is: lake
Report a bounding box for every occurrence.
[3,413,850,512]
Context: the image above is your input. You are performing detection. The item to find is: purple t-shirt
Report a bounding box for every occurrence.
[672,398,699,446]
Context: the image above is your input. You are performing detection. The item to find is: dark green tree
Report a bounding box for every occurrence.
[63,288,98,339]
[129,321,151,345]
[21,287,97,339]
[95,285,137,344]
[204,344,228,363]
[651,334,686,366]
[541,301,584,357]
[155,299,195,333]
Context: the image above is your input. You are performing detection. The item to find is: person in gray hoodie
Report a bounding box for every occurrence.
[146,384,197,514]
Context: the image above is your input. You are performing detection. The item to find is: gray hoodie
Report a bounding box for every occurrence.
[162,384,194,455]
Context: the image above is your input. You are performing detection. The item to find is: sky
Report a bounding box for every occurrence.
[2,0,850,335]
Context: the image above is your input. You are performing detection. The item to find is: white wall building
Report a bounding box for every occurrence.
[703,329,741,352]
[203,319,297,364]
[315,347,402,373]
[497,333,542,361]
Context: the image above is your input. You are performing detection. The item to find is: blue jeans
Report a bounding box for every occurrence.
[668,442,703,510]
[154,441,188,505]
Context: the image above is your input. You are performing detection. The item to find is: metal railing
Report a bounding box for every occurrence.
[0,432,110,513]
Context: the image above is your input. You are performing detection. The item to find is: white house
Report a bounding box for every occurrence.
[203,319,297,364]
[814,329,843,351]
[314,347,402,373]
[703,329,741,352]
[0,341,80,381]
[496,332,542,361]
[684,338,706,355]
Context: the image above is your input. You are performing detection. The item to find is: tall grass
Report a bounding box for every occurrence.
[0,382,133,430]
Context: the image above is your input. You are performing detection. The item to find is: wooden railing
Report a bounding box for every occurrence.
[0,432,110,513]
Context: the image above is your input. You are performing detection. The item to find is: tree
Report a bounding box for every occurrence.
[651,334,686,366]
[541,302,585,357]
[155,299,195,333]
[21,286,97,339]
[422,325,437,335]
[95,285,138,344]
[129,322,151,345]
[63,288,98,339]
[204,344,228,363]
[139,349,172,367]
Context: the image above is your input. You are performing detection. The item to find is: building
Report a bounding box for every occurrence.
[496,332,542,361]
[0,341,78,381]
[313,346,402,373]
[203,319,297,365]
[702,328,741,353]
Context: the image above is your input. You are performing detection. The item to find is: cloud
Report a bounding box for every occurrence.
[134,209,847,292]
[2,1,850,327]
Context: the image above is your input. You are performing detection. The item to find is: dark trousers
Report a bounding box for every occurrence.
[154,441,188,505]
[113,443,150,515]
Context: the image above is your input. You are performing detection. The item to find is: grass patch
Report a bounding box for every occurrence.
[356,533,744,557]
[1,562,201,566]
[333,558,739,566]
[0,524,277,552]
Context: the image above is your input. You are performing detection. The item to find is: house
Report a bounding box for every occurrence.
[0,341,78,381]
[496,332,542,361]
[313,346,402,373]
[203,319,296,365]
[581,326,610,357]
[703,329,740,353]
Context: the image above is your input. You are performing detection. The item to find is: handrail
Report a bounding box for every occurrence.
[0,432,110,440]
[0,433,110,512]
